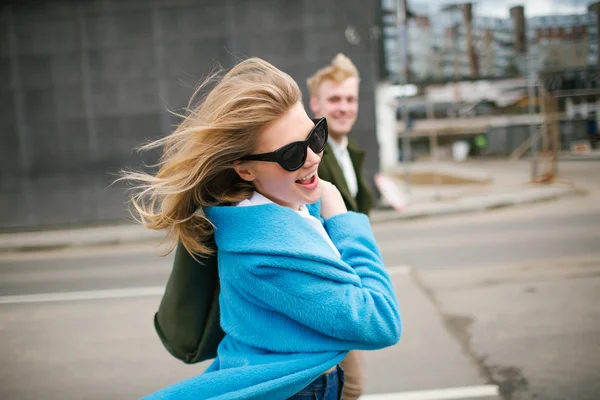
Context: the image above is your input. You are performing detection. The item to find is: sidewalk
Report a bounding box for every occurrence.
[370,183,574,223]
[0,160,581,253]
[0,224,166,253]
[371,159,578,223]
[559,149,600,161]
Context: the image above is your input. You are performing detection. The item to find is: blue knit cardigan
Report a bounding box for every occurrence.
[143,201,401,399]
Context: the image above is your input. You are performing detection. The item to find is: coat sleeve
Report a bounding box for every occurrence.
[236,212,401,350]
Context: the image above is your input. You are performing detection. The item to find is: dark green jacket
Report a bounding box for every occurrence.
[318,140,373,215]
[154,241,224,364]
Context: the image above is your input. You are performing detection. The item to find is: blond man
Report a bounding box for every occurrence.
[308,54,372,216]
[307,54,374,399]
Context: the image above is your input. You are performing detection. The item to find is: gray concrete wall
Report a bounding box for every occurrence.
[0,0,381,230]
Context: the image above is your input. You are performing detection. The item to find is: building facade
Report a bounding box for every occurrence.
[380,1,599,82]
[1,0,381,229]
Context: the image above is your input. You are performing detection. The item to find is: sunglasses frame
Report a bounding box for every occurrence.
[238,117,328,172]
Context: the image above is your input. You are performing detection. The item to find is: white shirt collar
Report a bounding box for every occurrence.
[326,136,359,198]
[236,192,273,207]
[327,136,349,153]
[237,192,309,214]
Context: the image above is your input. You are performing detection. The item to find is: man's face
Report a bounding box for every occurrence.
[310,77,359,141]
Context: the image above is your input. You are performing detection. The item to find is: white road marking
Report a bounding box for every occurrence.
[0,242,170,262]
[1,266,410,305]
[0,286,165,305]
[361,385,499,400]
[388,265,412,276]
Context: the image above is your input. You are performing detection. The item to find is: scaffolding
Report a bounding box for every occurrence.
[536,67,600,182]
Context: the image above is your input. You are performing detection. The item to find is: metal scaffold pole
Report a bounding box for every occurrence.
[527,51,539,181]
[397,0,411,193]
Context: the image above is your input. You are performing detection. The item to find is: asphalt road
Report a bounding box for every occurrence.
[1,161,598,400]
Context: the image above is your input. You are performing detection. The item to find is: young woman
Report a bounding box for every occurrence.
[125,58,401,400]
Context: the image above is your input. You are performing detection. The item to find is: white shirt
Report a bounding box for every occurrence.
[236,192,341,258]
[328,137,358,198]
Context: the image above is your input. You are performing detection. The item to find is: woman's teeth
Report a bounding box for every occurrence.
[297,171,316,182]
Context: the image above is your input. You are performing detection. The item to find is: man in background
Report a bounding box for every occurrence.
[307,53,374,400]
[308,54,373,217]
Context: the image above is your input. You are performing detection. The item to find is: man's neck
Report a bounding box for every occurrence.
[329,134,347,145]
[328,135,349,154]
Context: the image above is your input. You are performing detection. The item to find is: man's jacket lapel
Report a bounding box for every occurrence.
[319,145,359,212]
[348,141,373,215]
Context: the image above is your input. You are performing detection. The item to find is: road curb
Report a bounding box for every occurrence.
[0,227,165,254]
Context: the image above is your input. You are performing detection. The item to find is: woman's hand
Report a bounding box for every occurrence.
[319,179,347,220]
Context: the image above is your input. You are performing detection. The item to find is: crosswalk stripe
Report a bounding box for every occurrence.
[0,286,164,304]
[361,385,499,400]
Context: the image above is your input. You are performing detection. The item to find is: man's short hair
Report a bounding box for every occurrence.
[306,53,360,98]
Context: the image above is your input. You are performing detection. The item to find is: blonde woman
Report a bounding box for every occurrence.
[125,58,401,400]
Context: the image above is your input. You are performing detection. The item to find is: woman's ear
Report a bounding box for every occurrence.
[233,160,256,182]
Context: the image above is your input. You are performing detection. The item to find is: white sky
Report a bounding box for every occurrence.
[409,0,594,18]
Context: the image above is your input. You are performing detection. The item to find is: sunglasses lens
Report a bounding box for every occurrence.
[309,121,327,153]
[280,144,306,171]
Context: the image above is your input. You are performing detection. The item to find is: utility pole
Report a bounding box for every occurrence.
[589,2,600,70]
[464,3,478,78]
[511,5,539,181]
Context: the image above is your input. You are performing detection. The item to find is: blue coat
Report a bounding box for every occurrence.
[143,201,401,399]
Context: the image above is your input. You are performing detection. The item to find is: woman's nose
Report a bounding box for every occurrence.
[304,147,322,168]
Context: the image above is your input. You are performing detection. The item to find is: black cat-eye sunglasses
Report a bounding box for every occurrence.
[238,118,328,172]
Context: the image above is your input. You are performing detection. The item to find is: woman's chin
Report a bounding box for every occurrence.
[303,187,321,204]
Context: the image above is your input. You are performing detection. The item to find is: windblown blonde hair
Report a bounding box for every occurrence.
[121,58,302,256]
[306,53,360,97]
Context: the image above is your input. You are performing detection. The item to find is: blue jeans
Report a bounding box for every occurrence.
[288,366,345,400]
